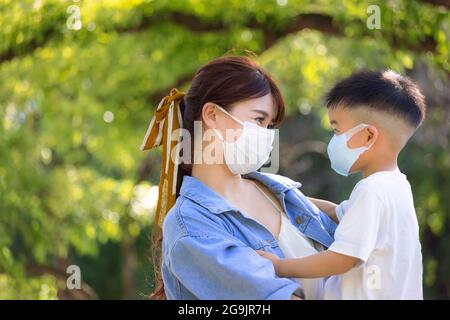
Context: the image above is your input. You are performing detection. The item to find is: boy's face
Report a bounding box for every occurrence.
[327,106,374,174]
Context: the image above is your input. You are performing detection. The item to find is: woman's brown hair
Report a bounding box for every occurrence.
[150,55,285,299]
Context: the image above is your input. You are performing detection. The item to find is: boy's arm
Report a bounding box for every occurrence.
[308,197,338,223]
[257,250,358,279]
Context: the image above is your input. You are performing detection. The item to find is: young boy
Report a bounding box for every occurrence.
[258,70,426,299]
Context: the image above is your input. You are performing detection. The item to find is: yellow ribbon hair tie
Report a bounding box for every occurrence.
[140,88,186,227]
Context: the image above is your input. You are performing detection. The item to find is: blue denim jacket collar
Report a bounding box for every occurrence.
[246,171,302,192]
[179,171,301,214]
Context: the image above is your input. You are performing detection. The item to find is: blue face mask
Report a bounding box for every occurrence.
[327,123,374,176]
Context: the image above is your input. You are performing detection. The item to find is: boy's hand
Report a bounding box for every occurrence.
[257,250,282,274]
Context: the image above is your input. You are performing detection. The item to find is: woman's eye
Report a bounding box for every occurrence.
[255,117,265,124]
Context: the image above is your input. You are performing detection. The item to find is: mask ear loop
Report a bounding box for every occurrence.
[214,104,275,145]
[214,104,245,143]
[215,104,244,126]
[345,123,369,138]
[344,123,376,150]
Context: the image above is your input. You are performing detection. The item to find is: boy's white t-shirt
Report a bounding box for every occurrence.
[324,170,423,300]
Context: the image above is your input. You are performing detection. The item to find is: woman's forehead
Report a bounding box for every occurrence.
[232,94,275,115]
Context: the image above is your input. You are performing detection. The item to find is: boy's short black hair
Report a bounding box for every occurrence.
[325,70,426,128]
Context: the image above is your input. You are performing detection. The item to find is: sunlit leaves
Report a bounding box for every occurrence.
[0,0,448,299]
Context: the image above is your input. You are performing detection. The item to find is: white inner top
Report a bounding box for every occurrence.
[278,213,326,300]
[253,182,325,300]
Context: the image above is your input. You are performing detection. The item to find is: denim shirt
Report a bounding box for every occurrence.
[162,171,337,300]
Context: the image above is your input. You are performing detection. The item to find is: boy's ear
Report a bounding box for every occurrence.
[365,125,378,147]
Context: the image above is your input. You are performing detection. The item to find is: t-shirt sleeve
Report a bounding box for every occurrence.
[335,200,348,222]
[328,186,384,262]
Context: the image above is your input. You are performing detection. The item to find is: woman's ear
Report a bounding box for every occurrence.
[365,125,378,147]
[201,102,218,129]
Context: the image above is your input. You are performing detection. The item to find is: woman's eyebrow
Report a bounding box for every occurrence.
[251,109,276,121]
[251,109,269,117]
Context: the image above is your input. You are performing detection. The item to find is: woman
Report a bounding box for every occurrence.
[142,56,337,300]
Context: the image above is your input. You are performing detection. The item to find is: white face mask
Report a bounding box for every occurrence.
[214,105,275,175]
[327,123,374,176]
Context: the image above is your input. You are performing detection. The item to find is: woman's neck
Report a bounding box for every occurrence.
[191,162,244,197]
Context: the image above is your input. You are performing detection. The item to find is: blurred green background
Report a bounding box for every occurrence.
[0,0,449,299]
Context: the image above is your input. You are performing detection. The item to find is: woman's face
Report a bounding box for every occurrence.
[196,93,278,169]
[224,93,276,128]
[209,93,277,142]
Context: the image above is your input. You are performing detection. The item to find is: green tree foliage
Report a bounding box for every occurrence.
[0,0,448,299]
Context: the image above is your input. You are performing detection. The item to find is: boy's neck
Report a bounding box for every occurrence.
[361,157,399,178]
